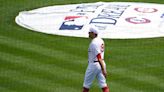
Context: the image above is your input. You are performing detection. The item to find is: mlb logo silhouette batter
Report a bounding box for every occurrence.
[59,16,88,30]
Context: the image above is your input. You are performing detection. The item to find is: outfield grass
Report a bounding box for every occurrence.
[0,0,164,92]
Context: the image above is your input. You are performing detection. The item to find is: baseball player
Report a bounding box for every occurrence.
[82,26,109,92]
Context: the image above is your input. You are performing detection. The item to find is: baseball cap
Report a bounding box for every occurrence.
[89,25,98,34]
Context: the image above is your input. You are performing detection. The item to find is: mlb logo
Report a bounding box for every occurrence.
[59,16,88,30]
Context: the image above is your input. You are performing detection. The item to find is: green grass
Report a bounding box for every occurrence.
[0,0,164,92]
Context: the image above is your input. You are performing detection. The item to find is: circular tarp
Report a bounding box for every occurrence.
[15,2,164,39]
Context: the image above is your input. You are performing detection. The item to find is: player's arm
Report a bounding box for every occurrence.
[97,53,107,78]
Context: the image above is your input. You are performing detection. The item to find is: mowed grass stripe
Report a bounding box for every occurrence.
[110,49,164,79]
[0,69,80,92]
[0,51,82,92]
[0,86,17,92]
[0,35,87,73]
[0,35,83,60]
[0,75,46,92]
[110,65,164,92]
[0,35,85,91]
[0,42,85,74]
[1,52,83,85]
[109,82,140,92]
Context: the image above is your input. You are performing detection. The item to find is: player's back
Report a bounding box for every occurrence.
[88,37,104,63]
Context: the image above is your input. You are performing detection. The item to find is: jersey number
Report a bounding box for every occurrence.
[101,44,104,52]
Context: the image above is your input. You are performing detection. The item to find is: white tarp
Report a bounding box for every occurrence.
[15,2,164,39]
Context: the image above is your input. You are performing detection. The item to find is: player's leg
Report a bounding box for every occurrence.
[83,66,97,92]
[102,86,110,92]
[97,72,110,92]
[82,87,89,92]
